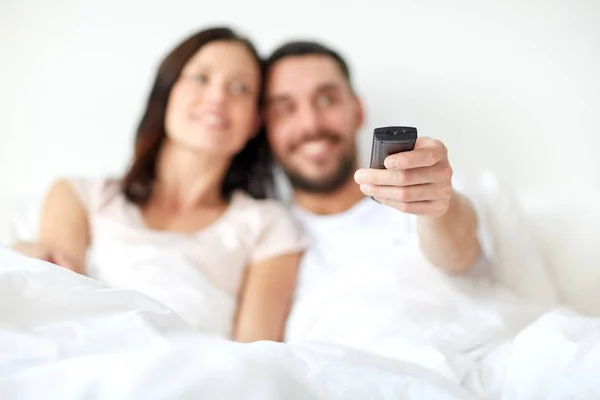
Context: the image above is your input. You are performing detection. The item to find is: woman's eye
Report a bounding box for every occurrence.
[190,74,208,84]
[230,82,250,95]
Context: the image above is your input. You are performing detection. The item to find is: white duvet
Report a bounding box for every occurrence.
[0,247,475,400]
[1,246,599,399]
[284,250,600,398]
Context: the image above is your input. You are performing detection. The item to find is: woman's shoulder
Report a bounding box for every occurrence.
[228,190,303,236]
[60,176,122,211]
[229,191,308,262]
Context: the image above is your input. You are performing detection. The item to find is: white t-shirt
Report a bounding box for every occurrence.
[285,192,544,361]
[68,178,308,338]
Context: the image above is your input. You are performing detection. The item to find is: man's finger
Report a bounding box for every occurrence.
[384,138,447,170]
[360,183,453,203]
[413,137,444,150]
[355,162,452,187]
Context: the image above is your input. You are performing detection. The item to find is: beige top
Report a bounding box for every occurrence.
[68,177,308,338]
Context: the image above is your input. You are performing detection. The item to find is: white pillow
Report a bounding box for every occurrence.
[0,199,17,245]
[459,170,561,309]
[517,188,600,316]
[0,195,43,246]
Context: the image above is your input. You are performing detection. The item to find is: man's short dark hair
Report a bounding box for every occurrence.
[265,41,353,88]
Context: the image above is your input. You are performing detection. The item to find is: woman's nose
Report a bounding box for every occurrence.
[203,81,227,105]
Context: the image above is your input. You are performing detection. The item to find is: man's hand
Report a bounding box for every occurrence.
[354,137,480,273]
[354,137,453,217]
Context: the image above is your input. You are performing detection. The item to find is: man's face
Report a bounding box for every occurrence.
[264,55,364,193]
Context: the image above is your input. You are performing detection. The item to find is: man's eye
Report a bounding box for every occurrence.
[316,94,335,108]
[272,103,294,116]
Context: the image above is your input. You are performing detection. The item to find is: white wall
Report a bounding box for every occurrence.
[1,0,599,199]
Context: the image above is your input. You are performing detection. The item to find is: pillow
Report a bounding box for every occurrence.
[516,187,600,317]
[458,170,561,309]
[0,195,43,246]
[0,198,17,245]
[12,195,43,243]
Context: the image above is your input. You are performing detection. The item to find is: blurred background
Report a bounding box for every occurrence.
[1,0,599,200]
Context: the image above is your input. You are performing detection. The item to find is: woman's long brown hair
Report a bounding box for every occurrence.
[121,27,274,205]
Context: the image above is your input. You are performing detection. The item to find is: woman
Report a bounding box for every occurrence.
[12,27,307,343]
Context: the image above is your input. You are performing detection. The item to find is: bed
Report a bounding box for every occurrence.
[1,171,599,399]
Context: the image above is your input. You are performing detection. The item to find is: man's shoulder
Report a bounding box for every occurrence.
[290,196,415,234]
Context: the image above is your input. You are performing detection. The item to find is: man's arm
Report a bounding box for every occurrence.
[416,190,481,273]
[354,137,481,273]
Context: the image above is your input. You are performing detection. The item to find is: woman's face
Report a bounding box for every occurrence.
[164,40,261,156]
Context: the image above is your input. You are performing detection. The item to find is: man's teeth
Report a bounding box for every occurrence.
[301,140,330,155]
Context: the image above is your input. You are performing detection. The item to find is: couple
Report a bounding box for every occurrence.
[13,26,482,344]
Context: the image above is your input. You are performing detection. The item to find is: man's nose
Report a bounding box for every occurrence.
[296,103,320,133]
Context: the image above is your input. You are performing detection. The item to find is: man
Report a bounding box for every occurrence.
[261,39,507,355]
[263,41,481,275]
[259,40,584,392]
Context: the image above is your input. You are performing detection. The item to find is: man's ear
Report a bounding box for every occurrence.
[352,95,366,133]
[250,112,263,138]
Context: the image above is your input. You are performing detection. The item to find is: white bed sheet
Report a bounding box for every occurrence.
[1,247,599,399]
[0,246,475,400]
